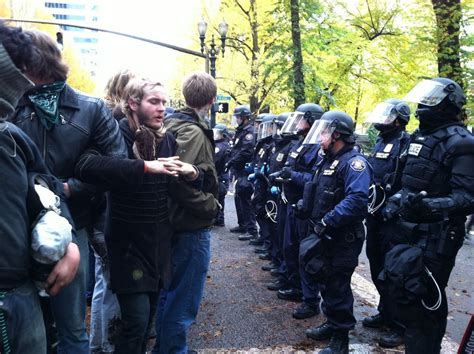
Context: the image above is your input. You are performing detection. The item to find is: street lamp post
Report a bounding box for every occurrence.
[198,17,228,128]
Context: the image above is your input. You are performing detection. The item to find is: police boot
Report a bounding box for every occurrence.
[378,330,404,348]
[267,279,288,291]
[292,302,321,319]
[318,331,349,354]
[362,313,384,328]
[238,233,255,241]
[306,322,334,341]
[261,263,277,271]
[230,226,246,234]
[277,287,303,301]
[249,238,264,246]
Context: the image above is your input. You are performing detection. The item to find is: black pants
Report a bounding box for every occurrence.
[234,176,257,234]
[116,291,158,354]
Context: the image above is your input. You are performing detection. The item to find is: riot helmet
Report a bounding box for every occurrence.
[213,123,229,141]
[304,111,355,145]
[296,103,324,125]
[366,99,410,134]
[404,78,466,123]
[256,114,277,141]
[232,104,252,127]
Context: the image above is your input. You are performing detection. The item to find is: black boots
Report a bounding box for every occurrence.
[318,331,349,354]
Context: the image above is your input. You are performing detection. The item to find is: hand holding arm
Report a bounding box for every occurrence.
[45,243,80,296]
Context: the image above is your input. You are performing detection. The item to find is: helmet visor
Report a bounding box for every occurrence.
[404,79,448,106]
[303,120,336,145]
[281,112,304,136]
[365,102,398,125]
[213,128,224,140]
[257,121,273,141]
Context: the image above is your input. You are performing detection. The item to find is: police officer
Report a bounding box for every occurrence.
[213,124,231,226]
[382,78,474,353]
[274,104,324,320]
[248,114,277,251]
[226,105,258,239]
[362,99,411,347]
[302,111,372,354]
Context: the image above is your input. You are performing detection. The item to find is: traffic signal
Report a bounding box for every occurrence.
[217,102,229,113]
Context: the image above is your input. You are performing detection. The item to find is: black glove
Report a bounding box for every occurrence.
[382,193,402,220]
[313,220,326,235]
[293,199,310,219]
[279,166,293,180]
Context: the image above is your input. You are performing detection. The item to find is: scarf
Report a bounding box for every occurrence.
[28,81,66,130]
[132,124,167,160]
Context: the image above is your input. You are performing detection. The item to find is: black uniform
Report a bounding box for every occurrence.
[366,129,410,324]
[214,138,230,226]
[382,123,474,353]
[228,122,257,235]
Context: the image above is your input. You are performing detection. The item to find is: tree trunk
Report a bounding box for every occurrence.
[431,0,463,87]
[290,0,305,109]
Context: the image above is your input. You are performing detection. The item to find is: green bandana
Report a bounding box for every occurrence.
[28,81,66,130]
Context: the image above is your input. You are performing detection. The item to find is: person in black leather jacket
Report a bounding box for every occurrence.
[0,23,79,354]
[9,29,127,354]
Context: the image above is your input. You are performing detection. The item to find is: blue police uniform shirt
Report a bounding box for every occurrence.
[229,123,255,173]
[312,146,372,228]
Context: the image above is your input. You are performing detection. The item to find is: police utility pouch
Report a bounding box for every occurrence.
[31,183,72,266]
[299,233,330,281]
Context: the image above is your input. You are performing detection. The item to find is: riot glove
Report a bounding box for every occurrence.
[244,163,254,174]
[382,193,402,221]
[270,186,280,196]
[293,199,310,219]
[224,161,232,173]
[279,166,293,180]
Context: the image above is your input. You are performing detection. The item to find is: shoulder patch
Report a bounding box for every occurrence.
[350,159,366,172]
[245,133,254,141]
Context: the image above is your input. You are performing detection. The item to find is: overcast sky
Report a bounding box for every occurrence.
[95,0,219,91]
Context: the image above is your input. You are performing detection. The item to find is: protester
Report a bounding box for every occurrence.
[0,23,79,354]
[153,71,220,354]
[10,29,127,353]
[76,78,197,354]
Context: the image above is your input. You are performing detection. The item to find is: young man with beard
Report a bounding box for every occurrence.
[153,72,220,354]
[75,78,197,354]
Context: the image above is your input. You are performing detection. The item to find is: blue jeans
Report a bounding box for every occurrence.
[116,292,158,354]
[152,229,211,354]
[0,281,46,354]
[50,227,89,354]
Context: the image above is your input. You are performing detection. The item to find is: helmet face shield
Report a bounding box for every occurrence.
[281,112,304,136]
[257,121,273,141]
[213,128,224,141]
[404,79,448,106]
[366,102,398,125]
[303,120,336,145]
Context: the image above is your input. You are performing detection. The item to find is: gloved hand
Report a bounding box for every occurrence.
[270,186,280,196]
[260,164,269,175]
[382,193,402,220]
[313,219,326,236]
[279,166,293,180]
[248,173,256,182]
[293,199,310,219]
[268,171,280,183]
[244,163,254,174]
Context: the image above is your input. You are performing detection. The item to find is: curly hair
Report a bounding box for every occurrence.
[0,20,39,73]
[23,29,69,82]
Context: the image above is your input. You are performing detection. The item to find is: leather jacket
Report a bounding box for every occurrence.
[11,84,127,229]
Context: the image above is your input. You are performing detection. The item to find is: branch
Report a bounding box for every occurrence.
[235,0,251,21]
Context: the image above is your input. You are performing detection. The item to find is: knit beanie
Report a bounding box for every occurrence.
[0,43,34,119]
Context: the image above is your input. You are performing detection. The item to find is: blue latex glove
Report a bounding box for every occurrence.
[248,173,256,182]
[244,163,254,174]
[260,164,269,175]
[270,186,280,195]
